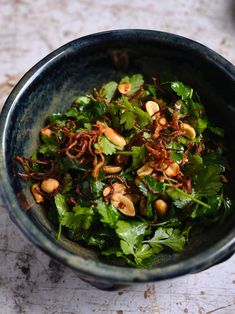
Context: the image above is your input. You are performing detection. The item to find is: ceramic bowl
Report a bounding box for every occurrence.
[1,30,235,288]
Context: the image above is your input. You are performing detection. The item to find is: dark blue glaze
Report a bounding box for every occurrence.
[0,30,235,286]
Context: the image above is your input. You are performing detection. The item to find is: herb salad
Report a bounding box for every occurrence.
[17,74,231,267]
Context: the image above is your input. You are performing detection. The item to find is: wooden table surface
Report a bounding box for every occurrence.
[0,1,235,313]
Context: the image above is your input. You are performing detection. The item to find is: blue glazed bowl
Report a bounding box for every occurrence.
[1,30,235,288]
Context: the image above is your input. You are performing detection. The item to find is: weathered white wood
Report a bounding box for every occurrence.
[0,1,235,313]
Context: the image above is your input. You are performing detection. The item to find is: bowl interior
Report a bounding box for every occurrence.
[1,30,235,281]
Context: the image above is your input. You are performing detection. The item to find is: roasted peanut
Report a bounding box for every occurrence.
[103,183,126,197]
[103,127,126,147]
[41,127,52,137]
[118,82,131,94]
[182,123,196,140]
[31,183,44,203]
[145,100,160,119]
[125,194,140,204]
[137,163,153,177]
[41,178,59,193]
[134,177,141,186]
[103,165,122,174]
[111,193,135,216]
[154,199,168,217]
[161,162,180,177]
[158,117,167,126]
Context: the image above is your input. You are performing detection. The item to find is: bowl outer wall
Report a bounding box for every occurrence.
[0,29,235,284]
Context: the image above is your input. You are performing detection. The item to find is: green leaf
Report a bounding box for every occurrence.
[91,180,106,198]
[74,95,106,122]
[143,132,151,139]
[120,74,144,96]
[54,193,69,218]
[166,188,192,209]
[60,156,87,172]
[197,118,208,135]
[101,81,118,103]
[65,107,80,119]
[94,136,121,155]
[134,106,153,127]
[171,81,193,101]
[96,199,120,228]
[74,96,90,107]
[167,187,210,209]
[208,125,224,137]
[120,96,152,129]
[47,113,64,123]
[167,141,184,162]
[116,220,149,256]
[62,173,73,193]
[146,227,186,253]
[120,110,135,130]
[155,218,182,228]
[61,205,94,230]
[193,164,223,197]
[38,143,58,156]
[54,193,69,239]
[148,84,157,97]
[130,145,147,168]
[134,244,154,267]
[142,175,165,193]
[129,74,144,95]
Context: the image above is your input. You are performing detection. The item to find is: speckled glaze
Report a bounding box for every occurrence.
[0,30,235,288]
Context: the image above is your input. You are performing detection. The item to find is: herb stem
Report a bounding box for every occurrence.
[114,151,134,155]
[57,223,62,240]
[175,188,211,209]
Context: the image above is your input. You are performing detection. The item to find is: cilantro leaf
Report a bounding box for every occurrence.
[120,96,152,129]
[148,84,157,97]
[101,81,118,103]
[38,143,58,156]
[74,96,106,122]
[134,106,153,127]
[74,96,90,107]
[131,145,147,168]
[54,193,69,239]
[134,244,154,267]
[193,164,222,197]
[197,118,208,135]
[146,227,186,253]
[120,74,144,96]
[142,175,165,193]
[208,125,224,137]
[96,199,120,228]
[62,173,73,193]
[166,188,192,209]
[120,145,147,170]
[65,107,80,119]
[54,193,69,218]
[91,180,106,198]
[171,81,193,101]
[168,141,184,162]
[61,205,94,231]
[120,110,135,130]
[116,220,149,256]
[94,136,121,155]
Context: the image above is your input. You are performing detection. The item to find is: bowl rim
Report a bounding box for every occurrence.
[1,29,235,283]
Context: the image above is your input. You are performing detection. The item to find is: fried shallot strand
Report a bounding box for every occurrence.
[16,156,57,180]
